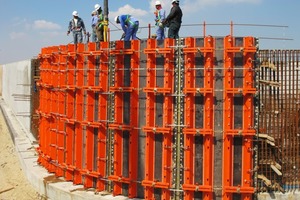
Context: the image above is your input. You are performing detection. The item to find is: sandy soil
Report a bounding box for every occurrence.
[0,110,41,200]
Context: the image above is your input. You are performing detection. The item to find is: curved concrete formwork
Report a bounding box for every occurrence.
[3,46,300,200]
[0,98,138,200]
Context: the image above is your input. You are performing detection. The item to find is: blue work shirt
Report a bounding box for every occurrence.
[91,15,98,27]
[119,15,138,32]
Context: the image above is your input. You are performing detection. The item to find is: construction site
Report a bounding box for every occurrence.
[1,1,300,200]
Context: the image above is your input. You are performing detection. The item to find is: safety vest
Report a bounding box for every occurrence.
[125,15,135,26]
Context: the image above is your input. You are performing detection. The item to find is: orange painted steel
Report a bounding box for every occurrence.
[223,36,256,200]
[182,36,215,200]
[108,40,140,197]
[83,42,97,188]
[56,45,67,177]
[74,43,85,184]
[142,38,174,200]
[62,44,76,181]
[96,41,109,191]
[36,36,257,199]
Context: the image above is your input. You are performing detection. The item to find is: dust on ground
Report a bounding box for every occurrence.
[0,110,42,200]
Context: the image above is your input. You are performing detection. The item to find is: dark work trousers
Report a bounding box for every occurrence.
[167,22,181,39]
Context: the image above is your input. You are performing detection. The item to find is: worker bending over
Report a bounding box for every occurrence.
[115,15,139,41]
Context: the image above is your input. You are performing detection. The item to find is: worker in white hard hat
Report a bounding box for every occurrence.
[67,11,86,44]
[94,4,105,42]
[154,0,166,40]
[163,0,182,39]
[114,15,139,41]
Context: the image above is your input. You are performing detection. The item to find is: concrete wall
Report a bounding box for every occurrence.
[0,65,3,96]
[2,60,31,132]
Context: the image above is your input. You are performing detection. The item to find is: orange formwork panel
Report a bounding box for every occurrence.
[55,45,67,177]
[48,46,59,174]
[182,36,214,200]
[142,38,174,200]
[108,40,140,197]
[74,43,85,184]
[223,36,256,200]
[37,46,53,170]
[96,41,109,191]
[62,44,76,181]
[82,42,97,188]
[36,36,259,200]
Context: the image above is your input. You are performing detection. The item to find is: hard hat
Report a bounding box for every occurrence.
[155,1,161,6]
[114,16,119,23]
[172,0,179,3]
[94,4,101,10]
[72,11,78,16]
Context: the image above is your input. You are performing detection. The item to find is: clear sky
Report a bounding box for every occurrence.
[0,0,299,64]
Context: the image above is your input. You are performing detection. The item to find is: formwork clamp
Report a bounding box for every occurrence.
[142,180,169,189]
[223,186,254,193]
[108,175,131,184]
[225,129,256,136]
[226,88,256,95]
[143,87,172,94]
[110,49,135,55]
[182,184,212,192]
[184,88,213,95]
[108,123,132,131]
[143,126,172,134]
[110,86,134,93]
[144,48,173,54]
[183,128,213,136]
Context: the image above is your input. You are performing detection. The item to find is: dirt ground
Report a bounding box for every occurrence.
[0,110,41,200]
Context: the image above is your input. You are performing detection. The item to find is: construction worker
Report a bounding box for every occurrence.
[94,4,105,42]
[67,11,86,44]
[163,0,182,39]
[115,15,139,41]
[154,1,166,40]
[91,10,98,42]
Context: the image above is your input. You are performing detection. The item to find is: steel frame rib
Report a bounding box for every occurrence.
[49,46,59,174]
[56,45,67,177]
[64,44,76,181]
[143,39,157,200]
[142,38,174,199]
[182,36,214,200]
[83,42,97,188]
[108,40,140,196]
[74,44,85,184]
[127,40,140,198]
[96,41,109,191]
[223,36,255,200]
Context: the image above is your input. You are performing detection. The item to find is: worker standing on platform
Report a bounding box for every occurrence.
[115,15,139,41]
[91,10,98,42]
[67,11,86,44]
[154,1,166,40]
[94,4,105,42]
[163,0,182,39]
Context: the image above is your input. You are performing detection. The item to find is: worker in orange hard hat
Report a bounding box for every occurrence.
[154,0,166,40]
[67,11,86,44]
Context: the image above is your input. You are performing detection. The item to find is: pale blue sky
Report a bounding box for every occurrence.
[0,0,299,64]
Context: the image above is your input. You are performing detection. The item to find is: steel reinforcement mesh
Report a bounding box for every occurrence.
[257,50,300,192]
[36,37,258,200]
